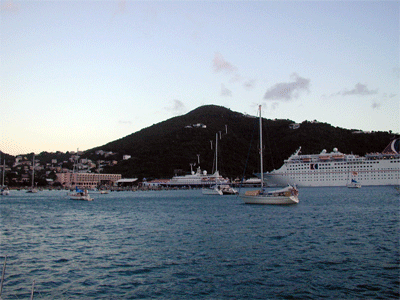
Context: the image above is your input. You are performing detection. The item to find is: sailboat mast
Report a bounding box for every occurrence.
[259,105,264,189]
[215,133,218,173]
[31,154,35,188]
[2,159,5,188]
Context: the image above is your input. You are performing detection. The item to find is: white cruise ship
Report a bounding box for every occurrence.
[167,166,230,187]
[262,139,400,187]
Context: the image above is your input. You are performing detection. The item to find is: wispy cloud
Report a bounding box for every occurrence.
[382,93,397,99]
[119,120,132,125]
[165,100,186,116]
[1,0,19,12]
[271,102,279,110]
[393,67,400,79]
[323,83,380,98]
[371,102,381,109]
[341,83,378,96]
[220,84,232,97]
[113,0,126,18]
[263,73,310,101]
[213,52,237,73]
[243,79,256,90]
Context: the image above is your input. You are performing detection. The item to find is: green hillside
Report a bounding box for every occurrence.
[85,105,395,180]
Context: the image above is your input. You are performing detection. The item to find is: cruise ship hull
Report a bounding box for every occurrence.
[264,170,399,187]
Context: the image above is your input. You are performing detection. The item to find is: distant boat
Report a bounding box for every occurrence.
[347,179,361,189]
[69,151,93,201]
[240,105,299,205]
[91,189,109,194]
[168,154,230,188]
[0,188,9,196]
[27,154,38,193]
[395,186,400,194]
[219,184,238,195]
[69,187,93,201]
[202,185,223,195]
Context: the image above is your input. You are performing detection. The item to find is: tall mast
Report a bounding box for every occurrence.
[0,153,2,188]
[259,105,264,189]
[2,159,5,188]
[215,133,218,173]
[31,154,35,188]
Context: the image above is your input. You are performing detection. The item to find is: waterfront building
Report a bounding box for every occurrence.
[56,172,122,188]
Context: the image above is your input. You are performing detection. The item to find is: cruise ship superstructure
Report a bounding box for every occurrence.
[263,139,400,187]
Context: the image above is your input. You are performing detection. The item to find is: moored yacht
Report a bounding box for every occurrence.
[169,167,230,187]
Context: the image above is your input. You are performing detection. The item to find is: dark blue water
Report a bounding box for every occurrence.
[1,187,399,299]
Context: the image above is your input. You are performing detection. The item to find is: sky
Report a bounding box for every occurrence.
[1,0,399,156]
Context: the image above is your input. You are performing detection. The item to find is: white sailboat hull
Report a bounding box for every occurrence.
[241,194,299,205]
[346,183,361,188]
[70,194,93,201]
[202,187,223,195]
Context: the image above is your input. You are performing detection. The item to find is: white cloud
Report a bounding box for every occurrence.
[341,83,378,96]
[371,102,381,109]
[263,73,310,101]
[243,79,256,90]
[165,99,186,116]
[213,52,237,73]
[220,84,232,97]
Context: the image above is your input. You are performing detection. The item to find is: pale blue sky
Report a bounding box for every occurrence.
[1,0,399,155]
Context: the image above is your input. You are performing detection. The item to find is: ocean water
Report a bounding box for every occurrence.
[0,187,399,299]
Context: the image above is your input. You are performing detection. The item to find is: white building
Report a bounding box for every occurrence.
[56,172,122,188]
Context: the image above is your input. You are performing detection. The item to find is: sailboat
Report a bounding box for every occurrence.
[1,158,9,196]
[27,154,38,193]
[240,105,299,205]
[347,172,361,188]
[347,179,361,188]
[69,186,93,201]
[68,151,93,201]
[202,133,238,195]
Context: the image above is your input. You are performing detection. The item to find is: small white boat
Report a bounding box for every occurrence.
[347,179,361,188]
[91,189,109,194]
[219,184,238,195]
[1,188,9,196]
[202,184,238,196]
[240,105,299,205]
[70,187,93,201]
[202,185,223,195]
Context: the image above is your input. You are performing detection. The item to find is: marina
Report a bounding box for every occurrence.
[0,187,398,299]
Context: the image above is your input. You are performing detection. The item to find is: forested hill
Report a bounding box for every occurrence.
[86,105,396,179]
